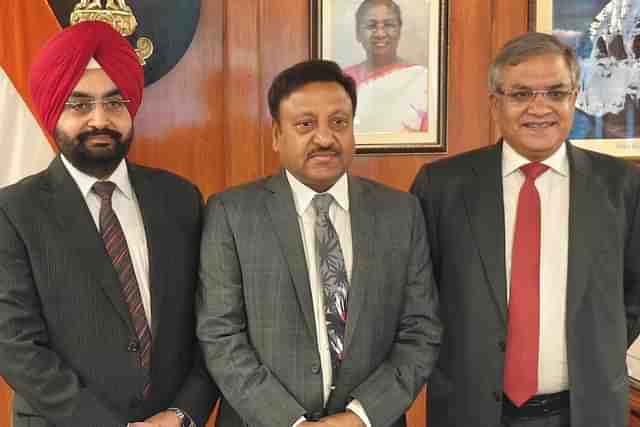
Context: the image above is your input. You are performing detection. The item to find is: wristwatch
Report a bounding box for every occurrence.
[167,408,194,427]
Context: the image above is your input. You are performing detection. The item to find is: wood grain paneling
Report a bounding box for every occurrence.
[128,0,225,199]
[261,0,311,176]
[489,0,530,144]
[222,0,264,188]
[0,377,10,427]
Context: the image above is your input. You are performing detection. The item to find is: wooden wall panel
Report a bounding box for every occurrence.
[222,0,264,188]
[261,0,311,176]
[489,0,531,143]
[128,0,225,199]
[0,377,10,427]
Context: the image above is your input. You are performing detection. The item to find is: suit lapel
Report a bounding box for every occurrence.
[565,145,599,325]
[463,143,508,323]
[44,156,133,330]
[343,176,374,353]
[128,164,167,340]
[264,173,318,343]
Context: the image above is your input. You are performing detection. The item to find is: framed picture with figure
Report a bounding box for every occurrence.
[311,0,449,154]
[531,0,640,158]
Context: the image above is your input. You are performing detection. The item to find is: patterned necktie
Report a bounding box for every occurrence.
[93,181,152,399]
[503,162,549,407]
[313,193,348,374]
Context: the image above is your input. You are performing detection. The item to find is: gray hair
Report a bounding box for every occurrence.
[488,32,580,93]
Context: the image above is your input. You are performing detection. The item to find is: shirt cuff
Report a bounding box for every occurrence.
[292,415,307,427]
[347,399,371,427]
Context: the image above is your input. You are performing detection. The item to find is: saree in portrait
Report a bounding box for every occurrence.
[344,62,428,133]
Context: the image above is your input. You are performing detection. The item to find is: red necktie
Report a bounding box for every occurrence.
[503,162,549,407]
[93,181,152,399]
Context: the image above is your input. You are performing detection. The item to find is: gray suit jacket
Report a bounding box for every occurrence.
[0,156,219,427]
[197,172,441,427]
[411,142,640,427]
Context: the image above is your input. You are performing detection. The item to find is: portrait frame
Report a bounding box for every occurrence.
[310,0,449,155]
[530,0,640,159]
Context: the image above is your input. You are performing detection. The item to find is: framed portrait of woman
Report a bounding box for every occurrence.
[531,0,640,158]
[311,0,449,154]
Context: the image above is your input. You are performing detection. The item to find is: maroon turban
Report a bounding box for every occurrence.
[29,21,144,137]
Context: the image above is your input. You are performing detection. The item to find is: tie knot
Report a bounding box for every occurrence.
[312,193,333,217]
[520,162,549,181]
[92,181,117,200]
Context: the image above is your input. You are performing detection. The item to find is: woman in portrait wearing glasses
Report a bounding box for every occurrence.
[344,0,429,133]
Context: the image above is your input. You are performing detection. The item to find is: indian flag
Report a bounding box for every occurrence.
[0,1,60,188]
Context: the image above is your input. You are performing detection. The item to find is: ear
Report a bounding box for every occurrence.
[489,93,499,121]
[569,89,578,107]
[271,120,281,152]
[356,26,366,46]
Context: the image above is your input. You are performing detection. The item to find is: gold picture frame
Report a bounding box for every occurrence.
[310,0,449,154]
[530,0,640,159]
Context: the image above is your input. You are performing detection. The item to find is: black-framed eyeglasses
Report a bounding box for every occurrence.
[494,88,576,105]
[63,98,131,114]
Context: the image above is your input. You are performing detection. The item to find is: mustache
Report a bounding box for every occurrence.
[77,128,123,143]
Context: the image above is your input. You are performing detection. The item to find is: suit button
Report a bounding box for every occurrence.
[311,364,321,374]
[499,340,506,352]
[494,391,502,402]
[127,341,139,352]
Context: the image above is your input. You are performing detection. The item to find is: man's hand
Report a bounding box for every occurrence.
[320,412,366,427]
[129,423,158,427]
[143,410,182,427]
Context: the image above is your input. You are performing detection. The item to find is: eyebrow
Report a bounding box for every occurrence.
[364,18,399,23]
[68,89,122,99]
[293,111,317,119]
[508,83,572,90]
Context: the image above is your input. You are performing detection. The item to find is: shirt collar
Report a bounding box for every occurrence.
[285,170,350,216]
[60,154,134,200]
[502,140,569,178]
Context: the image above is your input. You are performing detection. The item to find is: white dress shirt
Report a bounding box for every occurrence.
[286,171,370,427]
[60,155,151,324]
[502,142,569,393]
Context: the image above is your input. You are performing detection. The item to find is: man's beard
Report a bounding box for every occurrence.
[55,127,133,178]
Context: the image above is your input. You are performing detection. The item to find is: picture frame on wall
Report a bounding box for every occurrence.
[530,0,640,158]
[310,0,449,154]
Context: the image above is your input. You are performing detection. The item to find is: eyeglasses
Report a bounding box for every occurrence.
[63,97,131,115]
[494,88,576,105]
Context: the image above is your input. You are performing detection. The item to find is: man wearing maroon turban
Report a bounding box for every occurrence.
[0,21,218,427]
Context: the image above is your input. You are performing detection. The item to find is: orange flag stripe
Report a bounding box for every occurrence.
[0,0,61,148]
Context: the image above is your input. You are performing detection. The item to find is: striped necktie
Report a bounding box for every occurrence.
[93,181,152,399]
